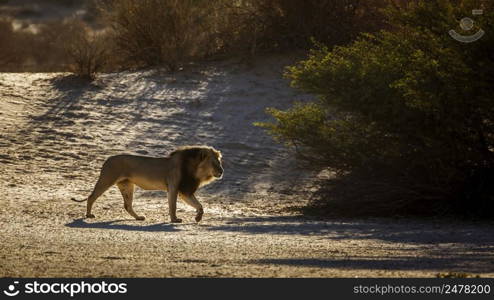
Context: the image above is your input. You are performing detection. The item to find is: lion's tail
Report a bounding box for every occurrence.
[71,197,87,202]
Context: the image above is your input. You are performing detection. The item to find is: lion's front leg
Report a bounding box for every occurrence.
[182,194,204,222]
[167,186,182,223]
[195,207,204,223]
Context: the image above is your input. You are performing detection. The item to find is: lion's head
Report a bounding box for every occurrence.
[195,146,223,181]
[170,146,223,193]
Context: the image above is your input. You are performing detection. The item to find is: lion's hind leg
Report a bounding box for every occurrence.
[86,168,119,218]
[117,180,145,221]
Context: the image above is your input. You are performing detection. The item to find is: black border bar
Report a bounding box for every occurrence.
[1,278,493,299]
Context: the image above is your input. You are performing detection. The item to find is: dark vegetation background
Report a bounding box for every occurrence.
[1,0,493,218]
[0,0,386,74]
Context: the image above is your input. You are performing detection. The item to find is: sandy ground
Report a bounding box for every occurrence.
[1,58,494,277]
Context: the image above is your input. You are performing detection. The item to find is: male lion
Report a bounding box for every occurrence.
[73,146,223,223]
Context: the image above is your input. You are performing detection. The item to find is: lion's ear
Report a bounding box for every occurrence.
[215,150,222,160]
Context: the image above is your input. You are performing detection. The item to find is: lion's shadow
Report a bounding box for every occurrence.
[65,218,180,232]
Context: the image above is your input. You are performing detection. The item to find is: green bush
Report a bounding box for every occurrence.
[259,0,494,217]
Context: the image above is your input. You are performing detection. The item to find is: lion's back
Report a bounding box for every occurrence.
[101,154,169,178]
